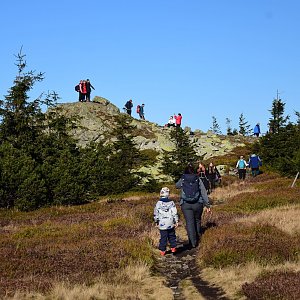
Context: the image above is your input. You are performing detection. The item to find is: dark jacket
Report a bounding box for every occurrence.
[248,154,262,169]
[175,174,210,207]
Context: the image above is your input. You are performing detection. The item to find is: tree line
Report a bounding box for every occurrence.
[0,51,298,211]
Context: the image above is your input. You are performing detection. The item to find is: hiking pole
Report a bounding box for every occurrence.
[291,172,299,188]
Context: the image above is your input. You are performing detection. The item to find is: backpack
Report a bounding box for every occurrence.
[238,160,246,169]
[181,174,201,203]
[136,105,140,113]
[75,85,80,92]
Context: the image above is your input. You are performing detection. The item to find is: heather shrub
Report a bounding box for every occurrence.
[198,223,298,268]
[242,270,300,300]
[0,196,157,297]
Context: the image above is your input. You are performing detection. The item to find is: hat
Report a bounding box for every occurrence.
[160,187,170,198]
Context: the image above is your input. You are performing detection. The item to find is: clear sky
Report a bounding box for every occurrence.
[1,0,299,134]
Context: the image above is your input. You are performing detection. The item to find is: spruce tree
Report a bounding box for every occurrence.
[210,116,222,134]
[161,128,199,180]
[268,98,289,133]
[0,50,81,210]
[226,117,232,135]
[238,113,251,136]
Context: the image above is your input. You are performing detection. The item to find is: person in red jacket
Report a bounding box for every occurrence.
[79,80,87,102]
[174,113,182,128]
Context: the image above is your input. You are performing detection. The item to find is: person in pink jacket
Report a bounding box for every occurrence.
[174,113,182,128]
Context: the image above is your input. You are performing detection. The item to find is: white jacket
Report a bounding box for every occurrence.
[154,198,178,230]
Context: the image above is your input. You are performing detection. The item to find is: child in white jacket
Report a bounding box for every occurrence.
[154,187,179,256]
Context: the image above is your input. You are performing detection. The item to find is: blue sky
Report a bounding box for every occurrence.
[1,0,299,134]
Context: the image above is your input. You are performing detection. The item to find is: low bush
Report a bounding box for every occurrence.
[0,196,158,297]
[242,270,300,300]
[198,223,298,268]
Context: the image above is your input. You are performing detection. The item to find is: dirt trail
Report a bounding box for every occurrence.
[155,239,229,300]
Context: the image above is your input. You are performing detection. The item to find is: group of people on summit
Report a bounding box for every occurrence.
[75,79,95,102]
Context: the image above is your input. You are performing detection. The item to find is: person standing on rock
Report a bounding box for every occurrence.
[79,80,87,102]
[154,187,179,256]
[176,164,211,249]
[124,99,133,116]
[174,113,182,128]
[85,79,95,102]
[138,103,145,120]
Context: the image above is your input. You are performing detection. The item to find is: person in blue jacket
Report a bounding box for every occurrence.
[248,154,262,177]
[253,123,261,137]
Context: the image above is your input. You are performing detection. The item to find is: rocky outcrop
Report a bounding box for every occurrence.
[55,96,254,178]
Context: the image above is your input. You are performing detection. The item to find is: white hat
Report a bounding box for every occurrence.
[160,187,170,198]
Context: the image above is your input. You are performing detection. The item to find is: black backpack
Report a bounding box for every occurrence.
[75,85,80,92]
[181,174,201,203]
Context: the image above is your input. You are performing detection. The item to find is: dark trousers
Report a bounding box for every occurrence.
[238,169,246,180]
[181,202,203,247]
[251,167,259,177]
[159,228,177,251]
[86,92,91,102]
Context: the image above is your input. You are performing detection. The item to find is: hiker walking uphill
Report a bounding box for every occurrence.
[124,99,133,116]
[137,103,145,120]
[154,187,179,256]
[176,165,211,249]
[206,162,221,193]
[197,162,210,192]
[248,154,262,177]
[253,123,261,137]
[236,156,248,180]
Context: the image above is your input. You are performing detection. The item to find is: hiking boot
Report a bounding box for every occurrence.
[160,250,166,256]
[171,247,177,253]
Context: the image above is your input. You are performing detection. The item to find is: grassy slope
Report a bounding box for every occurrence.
[199,173,300,299]
[0,173,299,299]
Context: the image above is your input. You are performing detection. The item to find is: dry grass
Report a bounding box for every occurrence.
[210,181,257,203]
[180,279,206,300]
[5,263,173,300]
[235,204,300,235]
[200,261,300,300]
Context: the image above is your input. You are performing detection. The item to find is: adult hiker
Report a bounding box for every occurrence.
[174,113,182,128]
[248,154,262,177]
[137,103,145,120]
[75,81,81,102]
[236,155,248,180]
[176,164,211,249]
[124,99,133,116]
[197,162,209,192]
[167,116,176,127]
[253,123,261,137]
[206,162,221,193]
[79,80,87,102]
[85,79,95,102]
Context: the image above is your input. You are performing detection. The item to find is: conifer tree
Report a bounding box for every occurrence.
[0,50,81,210]
[210,116,222,134]
[268,98,289,133]
[238,113,251,136]
[226,117,232,135]
[161,128,199,180]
